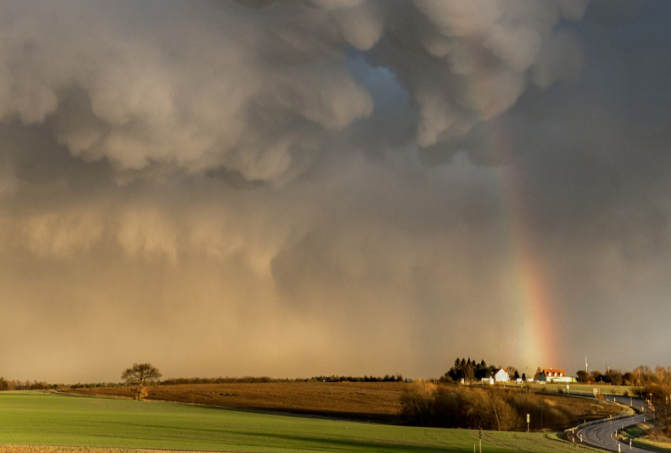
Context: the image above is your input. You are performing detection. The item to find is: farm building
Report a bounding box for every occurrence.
[537,368,577,383]
[494,368,510,382]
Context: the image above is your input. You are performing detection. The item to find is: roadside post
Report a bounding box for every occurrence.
[526,413,530,433]
[479,426,482,453]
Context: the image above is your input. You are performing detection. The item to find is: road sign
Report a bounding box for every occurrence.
[526,413,530,432]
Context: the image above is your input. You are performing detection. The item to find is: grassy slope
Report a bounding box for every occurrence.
[621,424,671,453]
[0,392,606,453]
[632,438,671,453]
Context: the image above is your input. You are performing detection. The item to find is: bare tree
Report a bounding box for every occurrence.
[121,363,162,401]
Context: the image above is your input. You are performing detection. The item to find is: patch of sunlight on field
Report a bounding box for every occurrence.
[633,436,671,452]
[484,431,605,453]
[526,383,634,396]
[0,392,604,453]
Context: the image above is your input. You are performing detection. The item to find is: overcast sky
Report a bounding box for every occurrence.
[1,0,670,383]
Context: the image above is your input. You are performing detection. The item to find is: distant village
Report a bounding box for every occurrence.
[442,358,577,386]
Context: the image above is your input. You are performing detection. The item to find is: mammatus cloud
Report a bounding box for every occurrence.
[1,0,670,382]
[0,0,587,182]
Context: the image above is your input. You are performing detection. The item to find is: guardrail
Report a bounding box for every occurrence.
[564,412,644,444]
[573,413,637,430]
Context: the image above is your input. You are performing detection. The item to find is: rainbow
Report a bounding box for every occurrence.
[425,45,562,373]
[449,30,562,372]
[488,117,559,372]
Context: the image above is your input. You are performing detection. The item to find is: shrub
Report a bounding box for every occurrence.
[400,384,573,431]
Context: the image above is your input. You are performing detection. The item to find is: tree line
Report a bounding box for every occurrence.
[310,374,405,383]
[634,380,671,437]
[164,374,406,384]
[441,358,520,382]
[1,372,408,391]
[576,365,671,386]
[441,358,671,387]
[3,362,670,391]
[0,377,54,391]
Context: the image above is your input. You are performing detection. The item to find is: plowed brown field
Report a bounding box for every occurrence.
[66,381,405,422]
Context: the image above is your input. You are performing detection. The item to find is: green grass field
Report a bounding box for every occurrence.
[0,392,606,453]
[525,382,634,396]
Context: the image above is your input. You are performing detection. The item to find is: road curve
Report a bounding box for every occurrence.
[570,397,655,453]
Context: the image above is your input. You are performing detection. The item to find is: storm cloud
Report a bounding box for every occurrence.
[0,0,669,382]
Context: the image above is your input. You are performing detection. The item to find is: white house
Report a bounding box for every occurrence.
[494,368,510,383]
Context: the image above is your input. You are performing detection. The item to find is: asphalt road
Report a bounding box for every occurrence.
[570,397,655,453]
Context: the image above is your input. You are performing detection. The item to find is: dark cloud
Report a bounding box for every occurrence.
[0,0,670,381]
